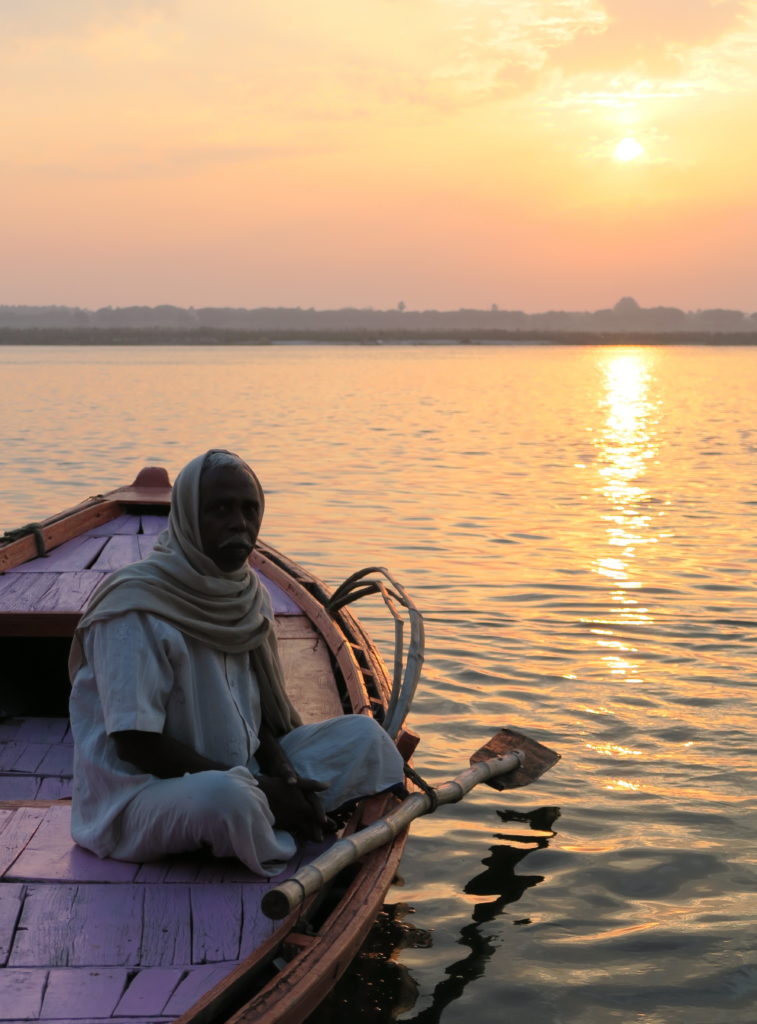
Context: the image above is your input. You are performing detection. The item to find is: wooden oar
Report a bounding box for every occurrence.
[262,727,559,920]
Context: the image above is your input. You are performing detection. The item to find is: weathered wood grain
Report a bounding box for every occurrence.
[138,533,158,559]
[141,885,191,966]
[87,514,141,536]
[90,534,141,572]
[273,616,321,641]
[0,966,46,1018]
[239,885,278,956]
[190,884,242,964]
[276,631,344,724]
[8,883,78,965]
[0,881,24,966]
[9,883,144,967]
[36,744,73,778]
[0,805,46,876]
[8,743,49,774]
[0,571,106,614]
[5,535,108,574]
[140,514,168,535]
[0,573,58,611]
[6,805,138,884]
[68,884,143,966]
[113,966,184,1016]
[36,571,107,612]
[41,966,129,1019]
[163,963,240,1017]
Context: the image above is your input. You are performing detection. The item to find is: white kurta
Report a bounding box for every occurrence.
[69,611,404,875]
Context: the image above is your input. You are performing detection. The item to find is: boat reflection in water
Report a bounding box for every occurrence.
[310,807,560,1023]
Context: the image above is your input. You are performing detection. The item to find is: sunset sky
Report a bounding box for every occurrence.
[3,0,757,312]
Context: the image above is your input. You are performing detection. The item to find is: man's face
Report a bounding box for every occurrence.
[198,463,264,572]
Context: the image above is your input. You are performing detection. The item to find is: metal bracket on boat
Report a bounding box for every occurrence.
[326,567,425,740]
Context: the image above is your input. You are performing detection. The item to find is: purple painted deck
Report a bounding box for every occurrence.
[0,791,313,1021]
[0,721,74,807]
[0,571,107,614]
[0,709,325,1020]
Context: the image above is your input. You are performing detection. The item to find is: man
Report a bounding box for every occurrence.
[69,449,404,876]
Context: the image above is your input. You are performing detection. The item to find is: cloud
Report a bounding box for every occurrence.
[432,0,607,98]
[0,0,173,38]
[424,0,757,109]
[550,0,753,77]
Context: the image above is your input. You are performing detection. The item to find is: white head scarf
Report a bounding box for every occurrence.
[69,449,302,735]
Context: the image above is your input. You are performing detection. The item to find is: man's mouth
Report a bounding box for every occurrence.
[219,537,252,553]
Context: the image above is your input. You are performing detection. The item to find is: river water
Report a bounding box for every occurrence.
[1,344,755,1023]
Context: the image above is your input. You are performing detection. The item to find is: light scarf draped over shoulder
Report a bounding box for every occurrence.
[68,449,302,736]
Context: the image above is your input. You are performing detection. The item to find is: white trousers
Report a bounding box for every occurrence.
[110,715,404,876]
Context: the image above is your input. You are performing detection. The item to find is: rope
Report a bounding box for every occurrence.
[1,522,47,557]
[403,762,439,814]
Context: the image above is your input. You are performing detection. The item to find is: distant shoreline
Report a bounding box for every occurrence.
[2,327,757,346]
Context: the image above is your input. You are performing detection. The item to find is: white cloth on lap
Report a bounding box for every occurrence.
[110,715,402,876]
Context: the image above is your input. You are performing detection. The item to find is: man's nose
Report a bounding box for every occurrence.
[229,505,247,529]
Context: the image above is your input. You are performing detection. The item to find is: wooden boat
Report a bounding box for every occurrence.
[0,468,423,1024]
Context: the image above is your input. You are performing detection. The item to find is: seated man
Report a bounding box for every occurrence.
[69,449,404,876]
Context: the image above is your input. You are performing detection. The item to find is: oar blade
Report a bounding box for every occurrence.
[470,728,560,790]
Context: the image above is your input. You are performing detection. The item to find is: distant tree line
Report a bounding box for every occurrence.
[2,327,757,347]
[1,296,756,336]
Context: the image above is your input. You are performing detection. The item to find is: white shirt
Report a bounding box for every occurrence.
[70,610,264,856]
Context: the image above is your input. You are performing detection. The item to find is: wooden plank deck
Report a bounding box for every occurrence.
[0,572,107,614]
[87,515,142,537]
[0,721,74,809]
[4,537,109,575]
[0,794,309,1020]
[90,535,142,572]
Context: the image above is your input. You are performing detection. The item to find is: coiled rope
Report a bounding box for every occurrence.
[0,523,47,557]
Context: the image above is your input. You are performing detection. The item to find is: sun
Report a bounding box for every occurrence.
[613,137,644,162]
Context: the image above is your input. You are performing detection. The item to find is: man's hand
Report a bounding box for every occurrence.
[255,773,330,841]
[254,725,332,841]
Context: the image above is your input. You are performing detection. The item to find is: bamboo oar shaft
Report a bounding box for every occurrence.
[262,750,524,920]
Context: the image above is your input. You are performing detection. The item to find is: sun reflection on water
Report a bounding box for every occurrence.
[596,349,660,565]
[589,348,663,692]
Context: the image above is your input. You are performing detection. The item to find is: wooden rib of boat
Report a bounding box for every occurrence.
[0,468,421,1024]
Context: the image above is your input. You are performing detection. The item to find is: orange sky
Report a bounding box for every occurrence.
[3,1,757,312]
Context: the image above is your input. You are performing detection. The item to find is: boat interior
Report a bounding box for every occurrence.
[0,509,354,1023]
